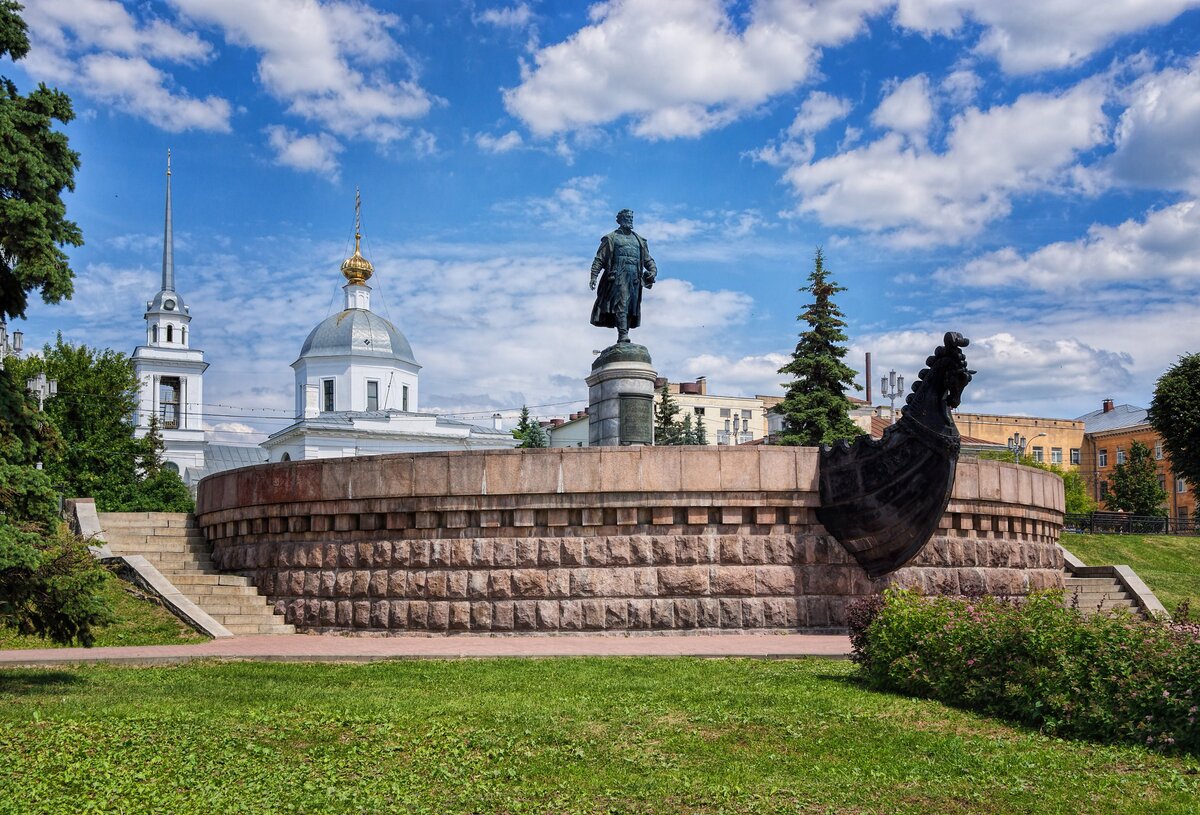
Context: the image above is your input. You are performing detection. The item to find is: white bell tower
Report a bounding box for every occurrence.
[132,151,208,479]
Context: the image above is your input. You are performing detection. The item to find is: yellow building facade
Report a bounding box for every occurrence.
[952,412,1085,469]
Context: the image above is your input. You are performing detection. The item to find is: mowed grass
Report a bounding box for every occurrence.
[0,571,206,650]
[2,659,1198,815]
[1061,532,1200,614]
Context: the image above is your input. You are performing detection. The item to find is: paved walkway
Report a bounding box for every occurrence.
[0,633,851,668]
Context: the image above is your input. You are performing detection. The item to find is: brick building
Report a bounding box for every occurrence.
[1077,399,1195,523]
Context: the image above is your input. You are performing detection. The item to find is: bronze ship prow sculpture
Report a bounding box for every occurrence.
[816,332,975,578]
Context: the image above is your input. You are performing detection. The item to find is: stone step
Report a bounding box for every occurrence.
[104,533,208,546]
[167,573,253,587]
[98,513,194,527]
[1065,577,1122,588]
[224,623,296,635]
[199,601,276,616]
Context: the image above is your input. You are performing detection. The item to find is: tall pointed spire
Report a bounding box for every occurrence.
[162,149,174,292]
[340,185,374,286]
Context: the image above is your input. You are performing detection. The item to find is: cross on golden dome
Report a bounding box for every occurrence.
[341,187,374,285]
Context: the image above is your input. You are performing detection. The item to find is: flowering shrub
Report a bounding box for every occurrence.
[857,589,1200,753]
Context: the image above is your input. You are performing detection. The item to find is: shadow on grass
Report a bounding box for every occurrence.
[0,670,85,695]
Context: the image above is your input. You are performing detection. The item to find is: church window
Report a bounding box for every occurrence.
[281,453,291,462]
[366,380,379,411]
[402,385,409,412]
[159,377,181,429]
[180,326,186,345]
[152,325,158,343]
[322,379,335,412]
[167,325,174,343]
[163,461,179,474]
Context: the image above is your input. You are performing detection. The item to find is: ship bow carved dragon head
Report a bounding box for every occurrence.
[903,332,975,437]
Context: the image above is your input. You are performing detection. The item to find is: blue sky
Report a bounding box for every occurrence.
[7,0,1200,442]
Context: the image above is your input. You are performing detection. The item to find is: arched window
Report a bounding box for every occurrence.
[281,452,291,462]
[163,461,180,474]
[166,325,174,343]
[180,326,186,345]
[152,325,158,343]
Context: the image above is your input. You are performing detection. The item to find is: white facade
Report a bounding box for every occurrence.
[131,152,208,476]
[261,213,517,462]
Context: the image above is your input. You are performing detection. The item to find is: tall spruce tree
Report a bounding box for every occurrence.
[776,248,862,446]
[653,382,683,445]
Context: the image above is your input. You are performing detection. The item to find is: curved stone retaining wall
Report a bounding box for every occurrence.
[195,447,1065,633]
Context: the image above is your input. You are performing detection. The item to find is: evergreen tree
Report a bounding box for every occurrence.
[1,1,82,322]
[1149,353,1200,493]
[679,413,697,445]
[512,405,549,448]
[1107,440,1167,516]
[694,414,708,445]
[653,383,682,445]
[776,248,863,446]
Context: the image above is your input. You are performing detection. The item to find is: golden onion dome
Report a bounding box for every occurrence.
[341,232,374,284]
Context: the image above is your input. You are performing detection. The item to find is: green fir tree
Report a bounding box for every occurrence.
[654,383,682,445]
[776,248,863,446]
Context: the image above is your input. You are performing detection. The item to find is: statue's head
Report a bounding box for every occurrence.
[616,209,634,228]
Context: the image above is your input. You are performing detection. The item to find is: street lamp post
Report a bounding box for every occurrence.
[26,371,58,411]
[1007,431,1047,462]
[880,369,904,425]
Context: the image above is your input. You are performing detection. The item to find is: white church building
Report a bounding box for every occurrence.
[132,159,515,485]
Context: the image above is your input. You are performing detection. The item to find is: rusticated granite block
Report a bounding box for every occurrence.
[303,571,320,596]
[494,540,516,568]
[742,598,765,628]
[658,566,709,595]
[604,599,628,629]
[719,598,742,627]
[390,601,409,628]
[651,598,674,628]
[559,600,583,630]
[513,569,548,598]
[352,600,370,628]
[628,599,652,628]
[336,600,353,626]
[630,536,654,564]
[698,598,720,628]
[675,536,703,564]
[755,566,795,595]
[539,539,561,567]
[430,541,452,568]
[488,570,512,599]
[447,571,468,599]
[451,540,473,567]
[713,566,755,595]
[468,571,489,599]
[585,539,609,565]
[536,600,560,630]
[427,602,449,631]
[547,569,571,597]
[472,539,494,567]
[450,601,471,630]
[370,600,391,628]
[470,601,491,629]
[582,599,605,629]
[491,601,514,630]
[408,600,429,629]
[562,539,586,566]
[517,540,539,568]
[319,600,336,627]
[651,537,676,563]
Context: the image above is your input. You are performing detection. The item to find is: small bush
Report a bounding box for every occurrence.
[858,589,1200,754]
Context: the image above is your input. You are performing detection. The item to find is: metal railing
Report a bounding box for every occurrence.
[1064,512,1197,535]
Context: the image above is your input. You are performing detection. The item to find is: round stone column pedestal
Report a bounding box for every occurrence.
[586,343,658,446]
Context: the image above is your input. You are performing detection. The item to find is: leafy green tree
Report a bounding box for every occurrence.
[1,1,82,322]
[1107,441,1167,516]
[776,248,863,446]
[0,366,111,645]
[1149,353,1200,494]
[654,383,682,445]
[11,335,192,511]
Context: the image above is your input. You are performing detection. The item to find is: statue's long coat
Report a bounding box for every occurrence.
[589,229,657,329]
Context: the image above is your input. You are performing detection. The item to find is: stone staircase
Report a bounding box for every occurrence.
[98,512,294,635]
[1063,575,1140,615]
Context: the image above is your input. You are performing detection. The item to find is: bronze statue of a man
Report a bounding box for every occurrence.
[589,209,657,344]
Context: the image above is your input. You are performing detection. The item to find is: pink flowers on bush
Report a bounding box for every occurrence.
[848,589,1200,754]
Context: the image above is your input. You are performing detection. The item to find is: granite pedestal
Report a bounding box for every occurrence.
[586,343,657,446]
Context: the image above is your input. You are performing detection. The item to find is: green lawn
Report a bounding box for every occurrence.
[0,570,206,650]
[1061,532,1200,615]
[1,659,1197,814]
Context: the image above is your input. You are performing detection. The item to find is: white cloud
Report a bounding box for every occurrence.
[788,91,853,137]
[853,330,1136,416]
[893,0,1200,74]
[265,126,344,180]
[677,352,790,396]
[941,67,982,106]
[172,0,435,144]
[504,0,887,138]
[475,130,524,153]
[747,90,852,167]
[871,74,934,142]
[1106,55,1200,194]
[938,200,1200,291]
[475,3,534,29]
[21,0,231,132]
[782,79,1110,246]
